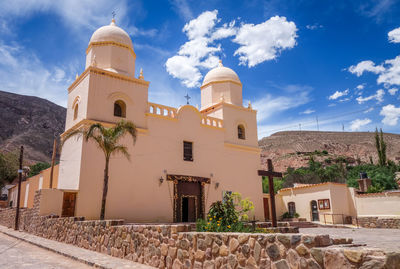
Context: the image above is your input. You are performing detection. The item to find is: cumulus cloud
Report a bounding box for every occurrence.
[388,88,398,95]
[233,16,297,67]
[165,10,221,88]
[328,89,349,100]
[166,11,298,87]
[350,118,371,131]
[377,56,400,86]
[300,109,315,115]
[388,27,400,43]
[380,104,400,126]
[348,60,385,77]
[356,89,385,104]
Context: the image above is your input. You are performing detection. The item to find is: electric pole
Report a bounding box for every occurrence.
[316,116,319,131]
[49,138,57,189]
[15,146,23,231]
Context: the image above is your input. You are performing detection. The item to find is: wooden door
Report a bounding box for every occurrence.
[62,192,76,217]
[263,198,270,221]
[311,200,319,221]
[175,181,202,222]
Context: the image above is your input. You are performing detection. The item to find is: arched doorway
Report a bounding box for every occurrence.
[310,200,319,221]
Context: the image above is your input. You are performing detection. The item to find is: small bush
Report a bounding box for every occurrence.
[196,192,254,233]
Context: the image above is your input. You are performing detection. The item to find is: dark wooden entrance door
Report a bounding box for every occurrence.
[311,200,319,221]
[62,192,76,217]
[175,181,202,222]
[263,198,270,221]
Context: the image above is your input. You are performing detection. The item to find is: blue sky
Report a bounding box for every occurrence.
[1,0,400,138]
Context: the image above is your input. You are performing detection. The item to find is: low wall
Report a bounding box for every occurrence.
[0,191,399,269]
[353,216,400,229]
[355,192,400,217]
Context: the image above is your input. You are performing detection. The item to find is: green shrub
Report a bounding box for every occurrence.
[196,192,254,233]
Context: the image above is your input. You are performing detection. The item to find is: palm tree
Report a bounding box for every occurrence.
[61,120,137,220]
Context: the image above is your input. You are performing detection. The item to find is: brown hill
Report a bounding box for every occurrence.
[259,131,400,172]
[0,91,66,164]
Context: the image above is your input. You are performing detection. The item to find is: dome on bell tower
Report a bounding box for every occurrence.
[202,60,241,87]
[200,60,243,110]
[86,19,136,77]
[89,19,133,49]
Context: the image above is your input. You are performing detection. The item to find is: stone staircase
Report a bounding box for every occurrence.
[288,221,320,228]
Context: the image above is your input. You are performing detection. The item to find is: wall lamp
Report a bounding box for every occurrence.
[215,182,220,189]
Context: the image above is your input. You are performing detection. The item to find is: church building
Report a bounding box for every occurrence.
[57,19,263,223]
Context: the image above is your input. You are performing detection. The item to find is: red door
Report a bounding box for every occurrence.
[263,198,270,221]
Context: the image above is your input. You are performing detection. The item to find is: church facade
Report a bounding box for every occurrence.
[57,19,263,223]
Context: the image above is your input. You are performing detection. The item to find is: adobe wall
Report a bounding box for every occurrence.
[0,190,399,268]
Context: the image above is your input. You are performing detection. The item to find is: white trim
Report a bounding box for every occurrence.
[24,183,29,207]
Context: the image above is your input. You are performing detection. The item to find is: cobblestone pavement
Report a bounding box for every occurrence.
[0,233,92,269]
[0,226,154,269]
[300,227,400,251]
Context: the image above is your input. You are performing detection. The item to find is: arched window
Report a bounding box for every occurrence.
[238,124,245,140]
[73,104,78,120]
[114,100,126,118]
[288,202,296,218]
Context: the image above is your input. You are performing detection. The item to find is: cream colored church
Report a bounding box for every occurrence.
[56,19,263,223]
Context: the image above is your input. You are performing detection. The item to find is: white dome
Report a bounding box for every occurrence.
[202,61,240,86]
[89,19,133,48]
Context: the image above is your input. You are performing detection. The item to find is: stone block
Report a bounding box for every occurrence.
[229,238,240,253]
[323,249,351,269]
[219,245,229,256]
[343,249,363,263]
[266,244,280,261]
[295,244,309,256]
[272,259,289,269]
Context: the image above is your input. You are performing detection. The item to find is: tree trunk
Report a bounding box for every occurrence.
[100,157,110,220]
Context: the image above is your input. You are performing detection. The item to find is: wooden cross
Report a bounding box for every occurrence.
[258,159,282,227]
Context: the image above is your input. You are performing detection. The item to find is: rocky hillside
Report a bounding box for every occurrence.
[0,91,66,164]
[259,131,400,172]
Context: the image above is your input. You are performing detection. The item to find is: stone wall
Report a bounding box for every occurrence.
[353,217,400,229]
[0,191,399,269]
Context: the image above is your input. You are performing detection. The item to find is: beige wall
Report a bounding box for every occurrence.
[354,192,400,217]
[64,103,263,222]
[39,189,63,216]
[8,165,59,209]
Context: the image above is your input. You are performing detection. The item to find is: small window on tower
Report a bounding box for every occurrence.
[114,100,126,118]
[183,141,193,161]
[73,104,78,120]
[238,124,245,140]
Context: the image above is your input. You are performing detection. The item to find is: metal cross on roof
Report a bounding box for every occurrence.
[184,93,191,105]
[112,11,116,19]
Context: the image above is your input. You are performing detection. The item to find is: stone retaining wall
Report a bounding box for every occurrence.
[0,191,399,268]
[353,217,400,229]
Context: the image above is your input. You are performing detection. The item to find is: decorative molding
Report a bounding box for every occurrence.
[86,41,136,58]
[167,174,211,184]
[224,142,261,153]
[68,67,150,93]
[61,118,148,138]
[200,79,242,89]
[201,101,256,114]
[107,92,134,104]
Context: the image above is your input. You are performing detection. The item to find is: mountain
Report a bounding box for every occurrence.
[0,91,66,164]
[259,131,400,172]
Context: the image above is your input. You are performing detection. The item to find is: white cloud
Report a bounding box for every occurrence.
[350,118,372,131]
[356,84,365,90]
[306,24,323,30]
[328,89,349,100]
[166,11,298,87]
[348,60,385,77]
[364,107,374,113]
[253,91,310,122]
[0,0,130,32]
[356,89,385,104]
[0,42,72,106]
[377,56,400,86]
[300,109,315,115]
[233,16,297,67]
[165,10,221,88]
[388,27,400,43]
[380,104,400,126]
[388,88,398,95]
[170,0,193,21]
